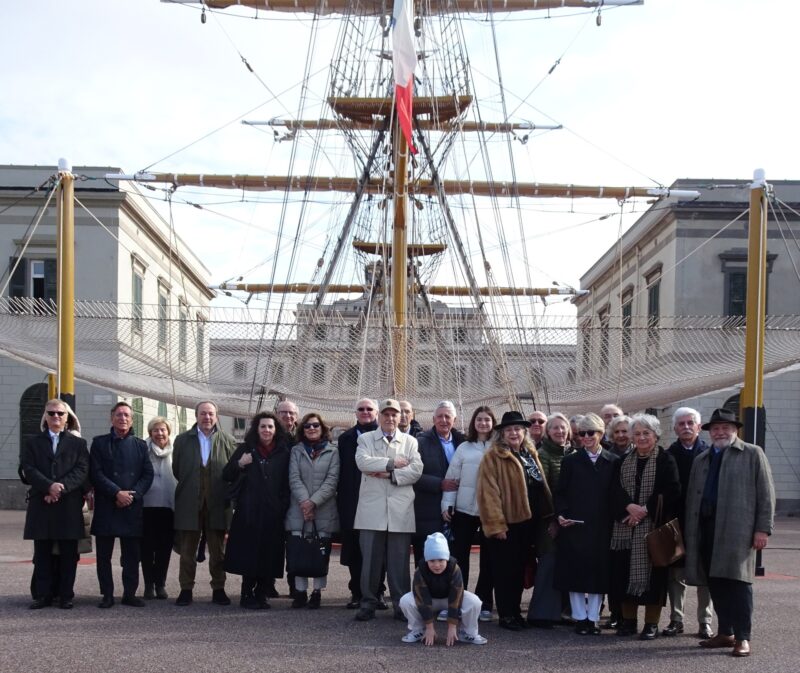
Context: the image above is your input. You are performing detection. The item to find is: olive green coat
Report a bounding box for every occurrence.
[172,424,237,531]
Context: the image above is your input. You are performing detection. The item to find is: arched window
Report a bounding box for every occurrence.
[19,382,49,455]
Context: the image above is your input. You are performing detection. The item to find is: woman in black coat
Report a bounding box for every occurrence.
[223,412,291,609]
[554,412,620,635]
[610,413,680,640]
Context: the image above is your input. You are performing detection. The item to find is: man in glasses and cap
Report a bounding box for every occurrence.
[684,408,775,658]
[354,398,423,622]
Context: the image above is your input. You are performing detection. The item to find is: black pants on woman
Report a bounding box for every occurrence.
[450,511,493,610]
[141,507,174,589]
[486,520,532,620]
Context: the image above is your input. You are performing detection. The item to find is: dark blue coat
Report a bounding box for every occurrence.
[413,427,465,537]
[90,430,153,537]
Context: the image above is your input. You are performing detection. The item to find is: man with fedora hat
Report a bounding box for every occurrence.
[683,408,775,658]
[354,399,423,622]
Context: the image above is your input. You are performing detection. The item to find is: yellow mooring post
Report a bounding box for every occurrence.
[56,159,76,411]
[741,168,769,575]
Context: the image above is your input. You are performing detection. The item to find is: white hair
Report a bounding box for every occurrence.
[435,400,457,417]
[630,413,661,439]
[672,406,701,428]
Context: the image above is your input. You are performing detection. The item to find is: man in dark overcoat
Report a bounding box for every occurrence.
[663,406,712,638]
[21,398,89,609]
[90,401,153,608]
[412,400,464,565]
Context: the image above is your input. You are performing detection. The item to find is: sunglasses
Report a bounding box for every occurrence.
[578,430,598,437]
[529,419,546,424]
[46,410,66,417]
[303,422,321,429]
[357,407,374,412]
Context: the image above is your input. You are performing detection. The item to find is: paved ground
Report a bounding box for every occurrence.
[1,510,798,673]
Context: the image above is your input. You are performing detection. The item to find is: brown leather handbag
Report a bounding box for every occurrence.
[645,495,685,567]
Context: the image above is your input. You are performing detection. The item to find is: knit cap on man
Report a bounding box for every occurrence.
[424,532,450,561]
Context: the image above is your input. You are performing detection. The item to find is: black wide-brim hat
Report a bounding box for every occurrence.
[495,410,532,430]
[701,407,743,431]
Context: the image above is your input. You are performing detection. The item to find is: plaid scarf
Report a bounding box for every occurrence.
[610,447,659,596]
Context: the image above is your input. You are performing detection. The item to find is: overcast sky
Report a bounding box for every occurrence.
[2,0,798,314]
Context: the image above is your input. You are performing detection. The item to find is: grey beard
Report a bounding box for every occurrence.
[712,439,733,450]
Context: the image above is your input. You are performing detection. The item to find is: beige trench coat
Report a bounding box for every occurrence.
[353,429,423,533]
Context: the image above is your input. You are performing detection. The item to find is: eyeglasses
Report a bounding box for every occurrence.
[357,407,374,412]
[46,410,66,417]
[303,422,321,429]
[529,419,546,425]
[578,430,598,437]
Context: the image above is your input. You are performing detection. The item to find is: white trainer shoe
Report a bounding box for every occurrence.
[479,610,493,622]
[458,630,488,645]
[401,630,425,643]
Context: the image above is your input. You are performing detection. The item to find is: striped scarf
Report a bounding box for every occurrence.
[610,447,659,596]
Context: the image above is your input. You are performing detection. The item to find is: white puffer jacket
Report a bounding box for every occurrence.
[441,440,491,517]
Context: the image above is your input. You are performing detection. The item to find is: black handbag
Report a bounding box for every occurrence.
[285,521,331,578]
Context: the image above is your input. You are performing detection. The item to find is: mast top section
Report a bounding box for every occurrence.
[163,0,642,15]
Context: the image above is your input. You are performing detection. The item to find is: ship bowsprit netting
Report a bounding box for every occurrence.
[2,298,800,424]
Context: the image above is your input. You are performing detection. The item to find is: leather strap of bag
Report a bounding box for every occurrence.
[653,494,664,527]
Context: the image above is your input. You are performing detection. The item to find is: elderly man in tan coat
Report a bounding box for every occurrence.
[354,399,423,622]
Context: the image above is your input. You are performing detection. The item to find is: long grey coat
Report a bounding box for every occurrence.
[285,442,341,534]
[172,424,237,531]
[684,437,775,585]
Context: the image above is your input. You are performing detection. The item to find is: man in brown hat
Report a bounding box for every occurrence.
[354,398,423,622]
[683,408,775,658]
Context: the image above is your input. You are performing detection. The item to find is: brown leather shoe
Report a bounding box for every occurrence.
[699,633,735,648]
[732,640,751,657]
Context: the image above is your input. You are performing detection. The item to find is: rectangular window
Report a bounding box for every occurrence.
[313,324,327,341]
[418,327,431,344]
[157,400,168,418]
[621,294,633,358]
[646,270,661,351]
[179,303,188,361]
[581,319,592,375]
[727,271,747,317]
[9,257,57,305]
[272,362,285,384]
[158,286,169,348]
[132,397,144,438]
[418,364,432,387]
[196,317,206,373]
[348,323,362,344]
[311,362,326,384]
[132,268,144,333]
[347,363,359,386]
[178,407,187,433]
[233,360,247,380]
[453,326,468,344]
[233,417,247,432]
[598,309,610,371]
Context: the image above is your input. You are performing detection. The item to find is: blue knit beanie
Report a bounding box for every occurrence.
[424,532,450,561]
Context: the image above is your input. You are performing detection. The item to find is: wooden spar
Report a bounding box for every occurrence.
[56,162,76,410]
[250,119,558,133]
[213,281,586,297]
[353,241,446,256]
[123,172,698,201]
[185,0,643,14]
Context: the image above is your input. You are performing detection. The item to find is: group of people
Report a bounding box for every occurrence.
[20,396,775,655]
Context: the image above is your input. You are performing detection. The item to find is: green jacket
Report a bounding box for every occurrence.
[536,438,567,553]
[172,424,237,531]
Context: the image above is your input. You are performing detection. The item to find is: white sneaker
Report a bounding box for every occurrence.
[479,610,493,622]
[437,609,448,622]
[401,630,424,643]
[458,630,488,645]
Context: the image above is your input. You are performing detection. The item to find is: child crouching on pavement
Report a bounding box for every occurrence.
[398,532,487,646]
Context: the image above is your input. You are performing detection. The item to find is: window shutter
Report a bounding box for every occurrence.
[9,257,27,297]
